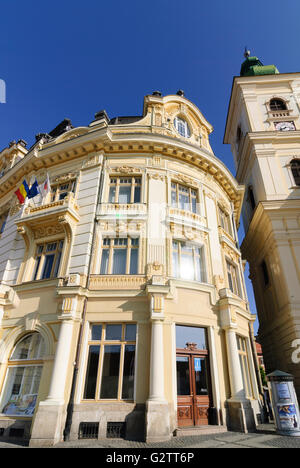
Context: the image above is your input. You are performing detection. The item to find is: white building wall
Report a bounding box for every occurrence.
[68,163,102,276]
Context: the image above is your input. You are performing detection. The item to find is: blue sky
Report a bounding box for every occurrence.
[1,0,300,333]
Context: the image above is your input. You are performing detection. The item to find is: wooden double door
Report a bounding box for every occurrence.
[176,352,212,427]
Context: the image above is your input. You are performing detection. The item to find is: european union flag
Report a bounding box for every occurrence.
[28,179,40,199]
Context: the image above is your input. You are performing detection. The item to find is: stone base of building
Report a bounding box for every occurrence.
[29,401,66,447]
[226,399,256,433]
[66,402,146,441]
[0,417,32,440]
[145,399,171,443]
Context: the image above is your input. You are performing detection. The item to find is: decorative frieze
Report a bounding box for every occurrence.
[110,165,142,174]
[89,275,146,291]
[32,224,64,240]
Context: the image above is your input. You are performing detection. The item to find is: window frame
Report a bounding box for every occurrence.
[218,205,233,237]
[99,237,139,275]
[108,176,142,204]
[32,239,64,281]
[226,259,242,297]
[171,181,198,214]
[83,323,137,402]
[236,335,254,399]
[173,116,191,138]
[51,179,77,203]
[269,98,287,111]
[172,239,207,283]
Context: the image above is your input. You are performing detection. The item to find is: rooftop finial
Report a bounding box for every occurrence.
[244,47,250,59]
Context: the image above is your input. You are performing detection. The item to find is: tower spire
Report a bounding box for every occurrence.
[244,47,250,59]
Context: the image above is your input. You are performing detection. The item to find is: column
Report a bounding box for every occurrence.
[148,319,165,401]
[30,314,77,447]
[45,319,75,403]
[225,327,246,401]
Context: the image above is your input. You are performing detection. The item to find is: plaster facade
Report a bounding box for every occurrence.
[0,92,261,446]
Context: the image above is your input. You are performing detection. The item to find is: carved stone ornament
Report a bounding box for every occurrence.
[82,153,103,170]
[53,173,77,184]
[147,172,166,181]
[213,275,225,290]
[146,262,165,280]
[231,310,237,324]
[222,243,239,263]
[173,173,196,187]
[111,166,141,174]
[24,312,40,332]
[9,199,21,217]
[33,224,64,240]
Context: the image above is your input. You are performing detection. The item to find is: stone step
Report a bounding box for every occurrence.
[175,425,227,437]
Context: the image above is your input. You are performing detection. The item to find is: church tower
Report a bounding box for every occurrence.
[224,51,300,399]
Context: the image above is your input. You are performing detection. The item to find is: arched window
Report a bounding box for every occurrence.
[269,98,287,111]
[291,159,300,186]
[0,333,45,416]
[174,117,191,138]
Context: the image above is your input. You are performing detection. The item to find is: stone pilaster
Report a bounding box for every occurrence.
[145,281,171,443]
[220,297,256,432]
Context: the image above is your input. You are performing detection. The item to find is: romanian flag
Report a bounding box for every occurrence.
[15,180,29,204]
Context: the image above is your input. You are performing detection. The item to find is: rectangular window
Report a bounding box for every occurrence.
[172,240,206,282]
[51,179,76,203]
[100,345,121,399]
[32,240,64,280]
[83,323,137,401]
[108,177,141,204]
[100,237,139,275]
[236,335,253,398]
[83,346,100,399]
[171,182,197,214]
[226,260,241,296]
[218,206,233,237]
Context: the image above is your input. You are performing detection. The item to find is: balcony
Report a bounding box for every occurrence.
[97,203,147,219]
[268,108,293,119]
[167,206,206,229]
[21,193,79,222]
[15,193,80,242]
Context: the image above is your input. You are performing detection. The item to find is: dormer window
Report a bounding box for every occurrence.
[174,117,191,138]
[269,98,287,111]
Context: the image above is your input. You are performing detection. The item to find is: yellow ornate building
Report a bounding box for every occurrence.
[224,54,300,400]
[0,92,261,446]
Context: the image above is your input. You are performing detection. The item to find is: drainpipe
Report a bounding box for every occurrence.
[63,155,106,441]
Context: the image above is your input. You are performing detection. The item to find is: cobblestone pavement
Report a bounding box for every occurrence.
[1,425,300,449]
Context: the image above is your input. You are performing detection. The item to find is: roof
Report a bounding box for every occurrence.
[240,56,279,77]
